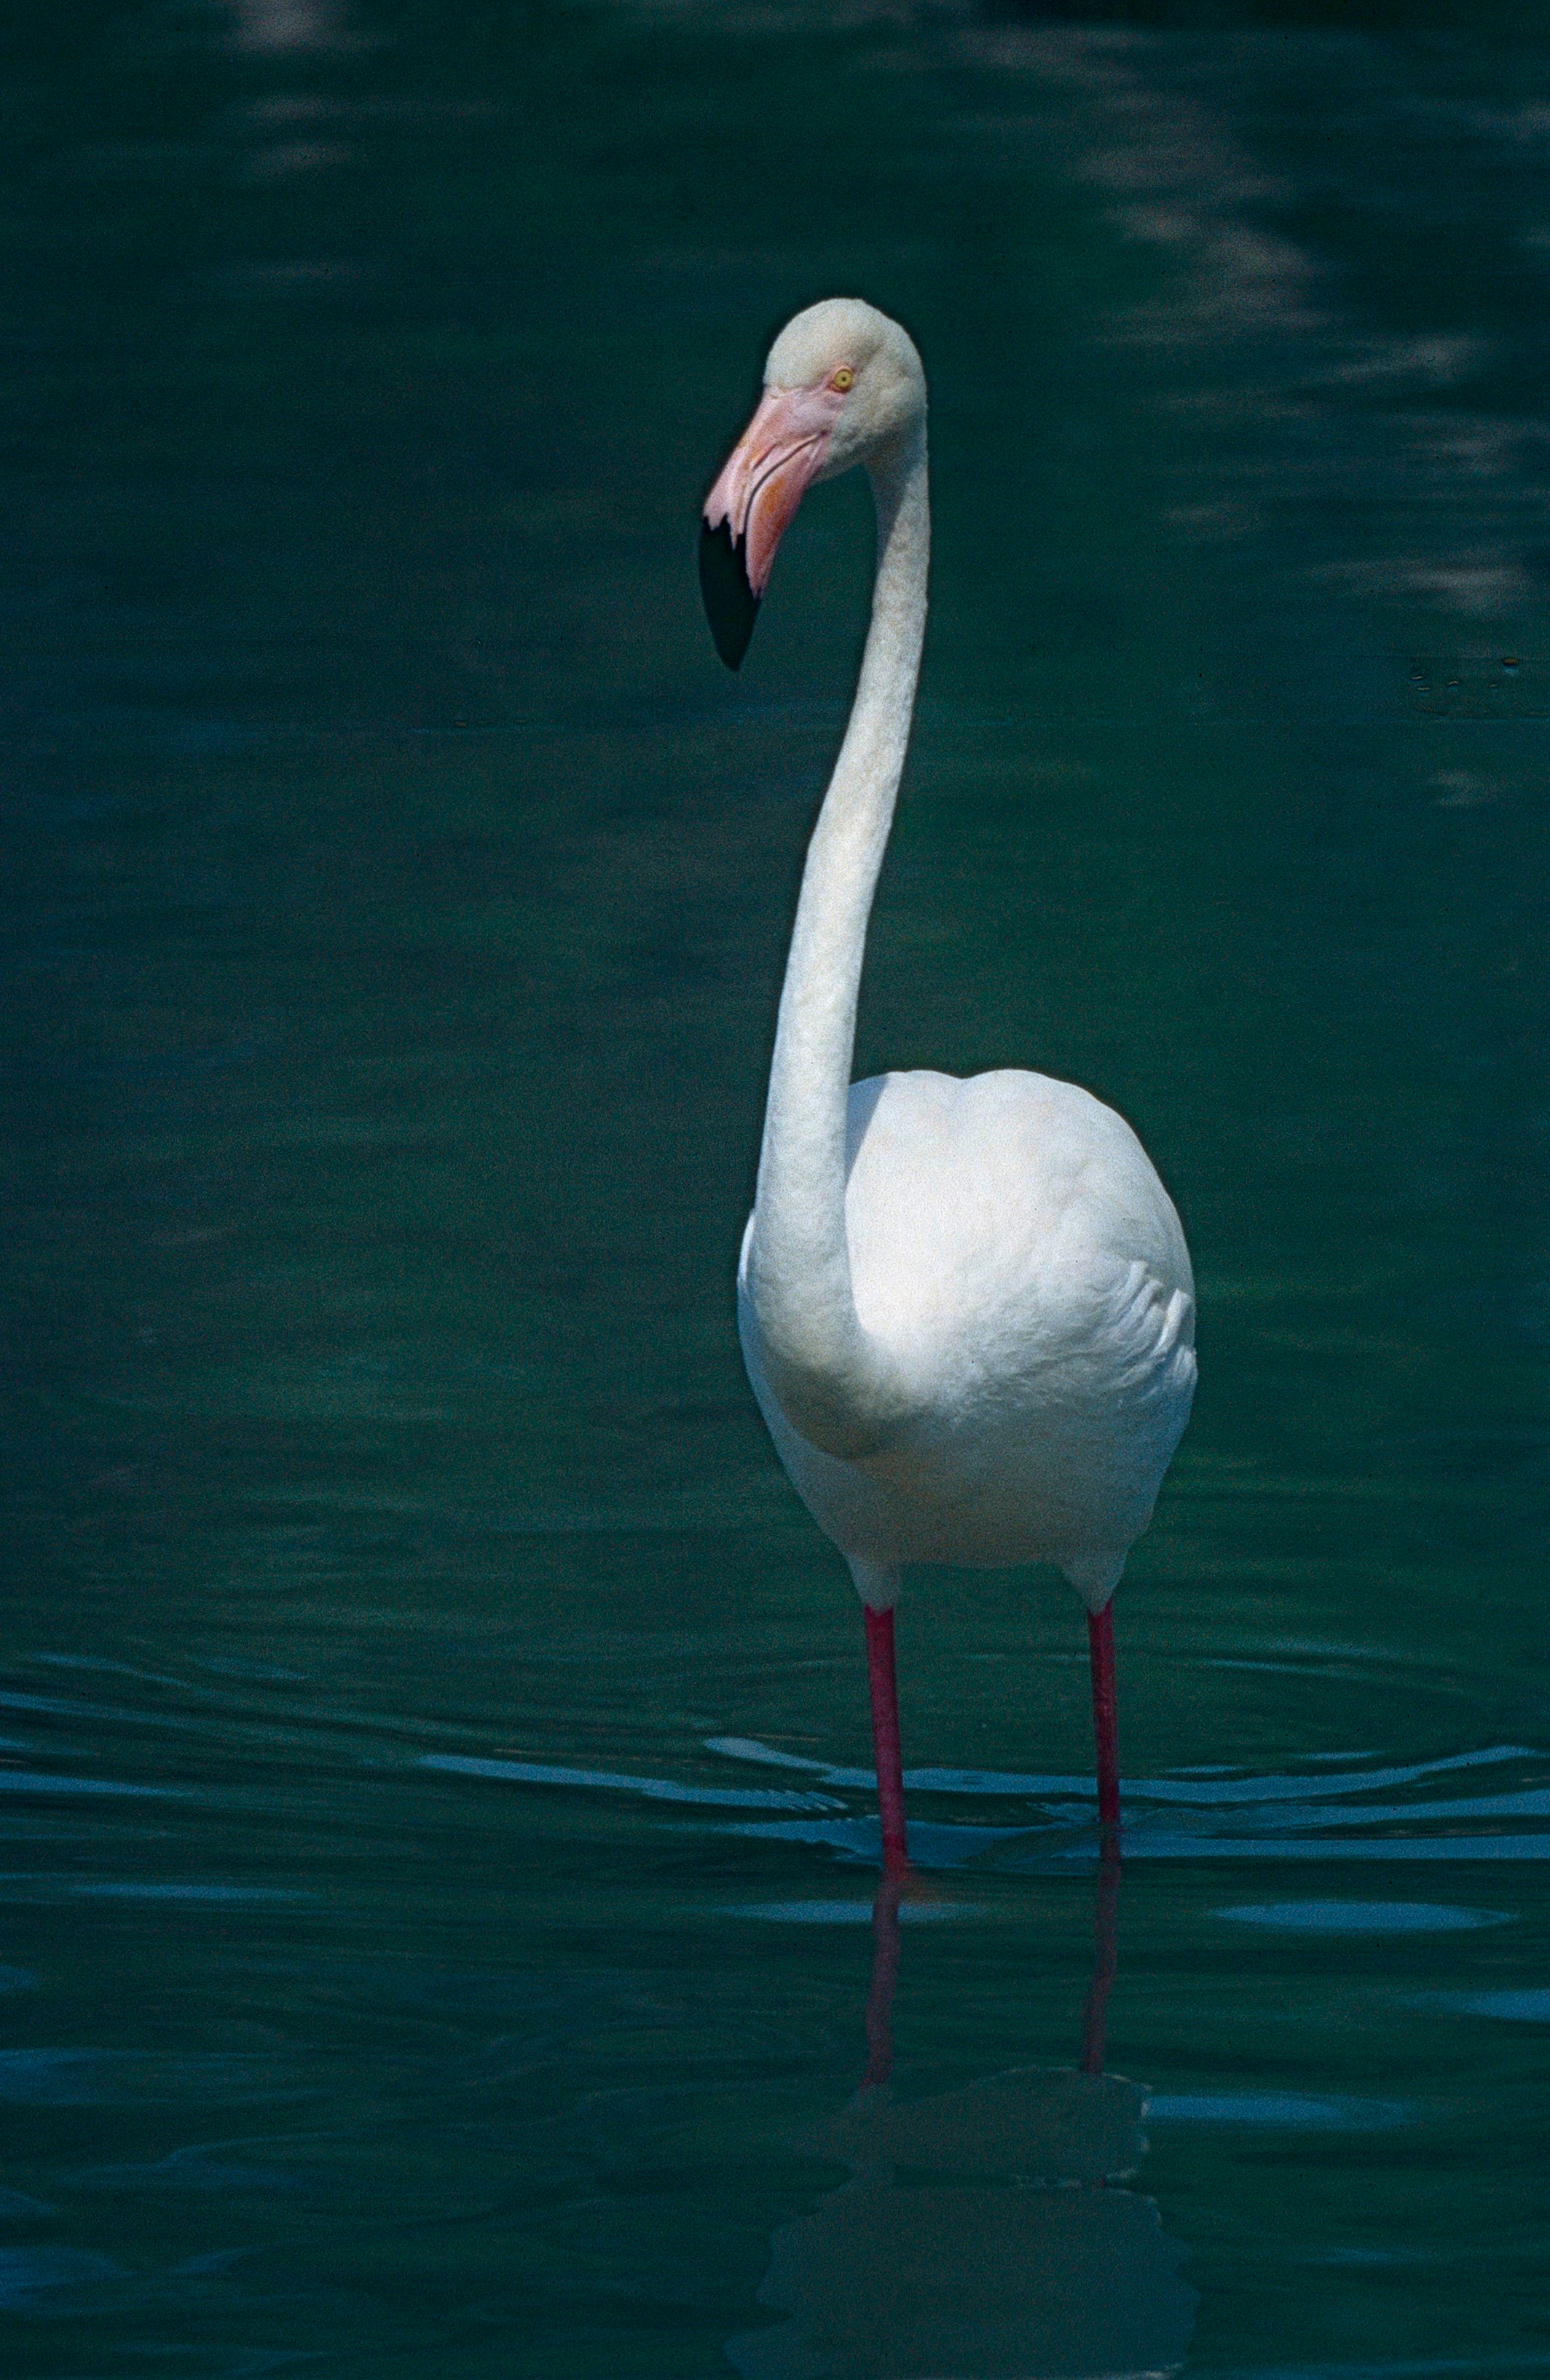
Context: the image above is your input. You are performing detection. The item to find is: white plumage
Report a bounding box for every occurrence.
[740,1068,1195,1607]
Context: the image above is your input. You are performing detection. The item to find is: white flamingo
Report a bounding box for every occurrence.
[700,299,1196,1867]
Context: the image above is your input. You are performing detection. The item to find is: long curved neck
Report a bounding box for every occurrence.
[748,423,929,1458]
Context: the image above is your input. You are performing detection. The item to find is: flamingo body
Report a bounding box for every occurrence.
[739,1066,1195,1603]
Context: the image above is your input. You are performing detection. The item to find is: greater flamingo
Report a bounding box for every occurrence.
[700,300,1196,1869]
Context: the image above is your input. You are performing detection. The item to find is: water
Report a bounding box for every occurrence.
[4,2,1550,2371]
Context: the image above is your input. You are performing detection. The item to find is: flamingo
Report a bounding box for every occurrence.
[700,299,1196,1870]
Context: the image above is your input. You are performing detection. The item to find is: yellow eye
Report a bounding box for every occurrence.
[830,367,855,392]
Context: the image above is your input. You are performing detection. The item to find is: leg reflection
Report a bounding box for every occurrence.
[1079,1833,1121,2077]
[863,1869,905,2088]
[727,1845,1195,2380]
[863,1835,1122,2095]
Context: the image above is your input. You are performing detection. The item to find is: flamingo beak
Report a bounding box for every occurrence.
[699,383,845,669]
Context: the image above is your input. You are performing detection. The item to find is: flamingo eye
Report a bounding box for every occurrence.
[830,367,855,393]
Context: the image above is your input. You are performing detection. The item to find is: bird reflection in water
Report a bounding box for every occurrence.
[728,1850,1195,2380]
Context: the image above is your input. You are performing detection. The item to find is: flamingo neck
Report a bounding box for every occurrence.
[747,425,929,1457]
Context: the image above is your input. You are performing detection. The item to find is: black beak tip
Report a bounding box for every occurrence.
[699,516,760,671]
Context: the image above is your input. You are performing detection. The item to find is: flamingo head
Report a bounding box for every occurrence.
[699,298,926,669]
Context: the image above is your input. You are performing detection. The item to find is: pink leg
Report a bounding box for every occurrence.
[864,1604,909,1873]
[1087,1602,1120,1832]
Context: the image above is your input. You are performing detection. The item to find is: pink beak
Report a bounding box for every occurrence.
[700,382,846,669]
[704,383,843,595]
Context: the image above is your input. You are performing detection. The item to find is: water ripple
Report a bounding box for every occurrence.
[418,1752,846,1812]
[424,1739,1550,1867]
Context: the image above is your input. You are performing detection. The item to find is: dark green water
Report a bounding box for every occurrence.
[4,3,1550,2372]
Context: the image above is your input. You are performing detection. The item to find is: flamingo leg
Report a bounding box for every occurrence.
[863,1604,909,1873]
[1087,1601,1121,1831]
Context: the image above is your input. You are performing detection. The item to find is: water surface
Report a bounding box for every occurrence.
[4,4,1550,2373]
